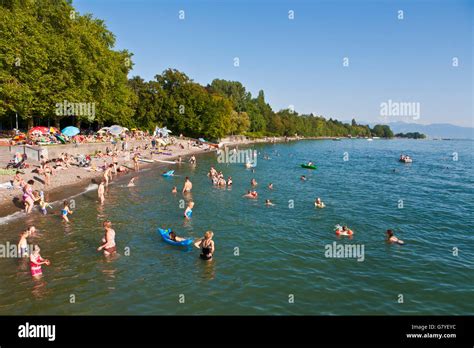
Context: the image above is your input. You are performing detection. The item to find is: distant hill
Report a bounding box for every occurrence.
[343,121,474,139]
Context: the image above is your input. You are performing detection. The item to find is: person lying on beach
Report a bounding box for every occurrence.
[117,165,129,173]
[61,200,73,222]
[127,177,137,187]
[315,197,325,208]
[169,231,186,242]
[194,231,215,261]
[386,229,404,245]
[97,220,116,256]
[171,186,177,194]
[30,245,50,279]
[184,201,194,219]
[182,177,193,193]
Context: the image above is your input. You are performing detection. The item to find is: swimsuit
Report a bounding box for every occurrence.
[61,209,68,216]
[200,241,212,260]
[20,245,29,257]
[185,209,192,218]
[30,256,42,276]
[104,245,116,254]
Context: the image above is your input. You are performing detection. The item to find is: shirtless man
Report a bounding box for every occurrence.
[97,220,116,256]
[182,177,193,193]
[98,180,105,204]
[103,164,113,186]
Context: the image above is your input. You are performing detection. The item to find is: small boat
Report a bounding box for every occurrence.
[333,138,341,141]
[301,163,317,169]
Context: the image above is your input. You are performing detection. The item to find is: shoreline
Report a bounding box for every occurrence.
[0,135,306,220]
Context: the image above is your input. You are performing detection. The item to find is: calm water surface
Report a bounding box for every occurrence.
[0,139,472,315]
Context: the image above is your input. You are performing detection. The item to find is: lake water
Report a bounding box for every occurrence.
[0,139,472,315]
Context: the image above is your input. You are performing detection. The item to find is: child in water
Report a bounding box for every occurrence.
[171,186,177,194]
[30,245,50,279]
[169,231,186,242]
[61,200,73,222]
[38,191,51,214]
[184,201,194,219]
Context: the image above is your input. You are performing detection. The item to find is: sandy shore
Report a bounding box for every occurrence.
[0,135,307,219]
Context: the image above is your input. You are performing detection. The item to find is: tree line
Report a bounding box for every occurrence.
[0,0,394,140]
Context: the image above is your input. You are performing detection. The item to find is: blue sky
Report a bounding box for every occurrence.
[74,0,473,127]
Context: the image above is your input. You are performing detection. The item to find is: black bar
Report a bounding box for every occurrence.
[0,316,472,346]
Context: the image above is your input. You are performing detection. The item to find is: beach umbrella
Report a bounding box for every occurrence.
[108,125,124,136]
[28,126,49,135]
[49,127,60,134]
[61,126,80,137]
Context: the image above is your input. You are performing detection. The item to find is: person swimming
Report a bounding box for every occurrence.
[335,224,353,236]
[300,175,307,181]
[194,231,215,261]
[315,197,325,208]
[244,190,258,199]
[30,245,50,278]
[61,200,73,222]
[268,183,273,190]
[184,201,194,219]
[227,176,233,186]
[265,199,274,206]
[386,229,404,244]
[251,178,257,187]
[169,231,186,242]
[127,177,137,187]
[171,186,178,193]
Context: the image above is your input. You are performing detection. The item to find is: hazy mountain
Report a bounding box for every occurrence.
[342,120,474,139]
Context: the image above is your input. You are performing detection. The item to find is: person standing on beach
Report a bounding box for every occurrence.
[182,177,193,193]
[98,180,106,204]
[97,220,116,256]
[22,180,35,214]
[103,164,113,186]
[112,153,118,175]
[133,153,140,172]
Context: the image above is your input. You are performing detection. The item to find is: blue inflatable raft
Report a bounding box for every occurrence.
[162,170,175,177]
[157,228,193,246]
